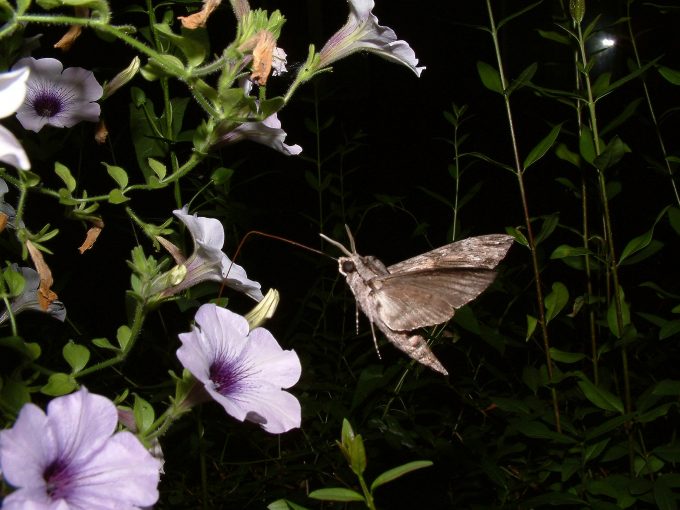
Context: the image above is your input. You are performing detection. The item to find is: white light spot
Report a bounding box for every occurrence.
[601,37,616,48]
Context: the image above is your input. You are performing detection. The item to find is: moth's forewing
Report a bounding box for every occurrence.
[387,234,515,273]
[371,269,498,331]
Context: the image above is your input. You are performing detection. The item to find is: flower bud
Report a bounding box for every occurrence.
[244,288,279,329]
[102,57,140,100]
[569,0,585,24]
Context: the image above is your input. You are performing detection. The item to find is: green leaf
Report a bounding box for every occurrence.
[550,244,593,259]
[63,341,90,374]
[668,207,680,237]
[496,0,542,30]
[593,136,631,172]
[54,162,76,192]
[537,29,571,45]
[133,394,155,434]
[2,266,25,297]
[534,213,559,245]
[108,189,129,204]
[92,337,119,351]
[601,98,643,136]
[545,282,569,323]
[555,143,580,168]
[549,348,586,363]
[505,226,528,247]
[619,206,669,264]
[607,287,631,338]
[370,461,433,491]
[266,500,311,510]
[579,125,596,165]
[147,158,167,180]
[103,163,128,189]
[598,57,661,99]
[577,377,624,414]
[116,325,132,350]
[523,123,561,170]
[659,65,680,85]
[514,420,576,443]
[308,488,364,502]
[654,475,678,510]
[526,314,537,341]
[507,62,537,95]
[41,373,77,396]
[477,61,503,94]
[660,320,680,340]
[154,23,209,67]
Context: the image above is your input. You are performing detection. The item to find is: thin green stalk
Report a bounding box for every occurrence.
[626,1,680,207]
[574,20,631,416]
[357,473,376,510]
[76,300,146,377]
[485,0,561,432]
[571,32,599,384]
[1,295,18,337]
[15,14,186,77]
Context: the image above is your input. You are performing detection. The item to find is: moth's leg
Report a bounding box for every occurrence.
[369,320,382,359]
[355,303,359,335]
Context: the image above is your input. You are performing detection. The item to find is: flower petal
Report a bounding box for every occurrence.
[46,388,118,466]
[0,125,30,170]
[0,403,54,489]
[65,431,161,508]
[0,67,29,119]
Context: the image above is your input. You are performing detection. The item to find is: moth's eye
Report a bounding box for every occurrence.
[341,260,356,273]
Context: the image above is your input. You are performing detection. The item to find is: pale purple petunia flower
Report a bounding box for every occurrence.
[318,0,425,77]
[0,67,31,170]
[0,387,161,509]
[177,304,302,434]
[0,264,66,325]
[214,112,302,156]
[11,57,103,132]
[160,207,264,301]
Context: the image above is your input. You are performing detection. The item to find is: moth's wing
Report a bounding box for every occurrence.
[371,268,498,331]
[387,234,514,274]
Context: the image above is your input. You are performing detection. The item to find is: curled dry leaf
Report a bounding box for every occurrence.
[0,213,7,233]
[95,119,108,144]
[25,240,58,311]
[78,219,104,254]
[178,0,222,29]
[156,236,186,265]
[250,30,276,86]
[54,7,89,51]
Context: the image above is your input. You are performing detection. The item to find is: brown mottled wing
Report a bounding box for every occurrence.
[371,269,497,330]
[373,235,514,331]
[387,234,515,274]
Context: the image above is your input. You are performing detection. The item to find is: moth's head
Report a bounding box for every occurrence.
[338,256,357,276]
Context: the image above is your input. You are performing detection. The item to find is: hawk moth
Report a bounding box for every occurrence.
[320,227,514,375]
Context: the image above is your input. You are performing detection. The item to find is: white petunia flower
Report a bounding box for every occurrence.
[177,304,302,434]
[12,57,103,132]
[318,0,425,76]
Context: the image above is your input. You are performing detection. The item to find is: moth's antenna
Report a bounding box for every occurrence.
[344,224,357,254]
[319,233,353,257]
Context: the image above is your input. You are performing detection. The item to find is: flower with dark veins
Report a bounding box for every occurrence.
[158,207,264,301]
[0,387,161,509]
[12,57,103,132]
[177,304,302,434]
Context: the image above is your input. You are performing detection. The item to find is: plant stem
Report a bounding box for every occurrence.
[485,0,561,432]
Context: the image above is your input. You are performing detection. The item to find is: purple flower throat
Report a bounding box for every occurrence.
[43,457,74,500]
